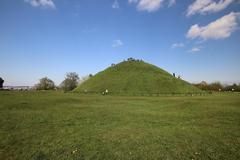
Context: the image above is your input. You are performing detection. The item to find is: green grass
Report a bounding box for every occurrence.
[0,91,240,160]
[74,61,202,94]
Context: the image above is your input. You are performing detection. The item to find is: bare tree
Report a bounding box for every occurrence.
[60,72,79,91]
[35,77,55,90]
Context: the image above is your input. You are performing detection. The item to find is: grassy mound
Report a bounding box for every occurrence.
[74,60,202,95]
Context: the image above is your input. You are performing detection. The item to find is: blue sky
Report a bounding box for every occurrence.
[0,0,240,86]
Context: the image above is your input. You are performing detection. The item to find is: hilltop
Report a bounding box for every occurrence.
[74,59,202,95]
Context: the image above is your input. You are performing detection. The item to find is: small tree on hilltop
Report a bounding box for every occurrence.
[60,72,79,91]
[35,77,55,90]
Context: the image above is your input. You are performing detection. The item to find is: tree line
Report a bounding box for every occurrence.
[35,72,91,92]
[193,81,240,92]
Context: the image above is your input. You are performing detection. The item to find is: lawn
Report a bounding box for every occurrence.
[0,91,240,160]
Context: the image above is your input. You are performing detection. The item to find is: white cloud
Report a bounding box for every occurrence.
[188,47,201,53]
[138,0,164,12]
[128,0,178,11]
[129,0,164,12]
[187,0,234,16]
[24,0,55,9]
[129,0,139,3]
[171,43,184,48]
[112,39,123,47]
[187,12,240,40]
[112,0,120,9]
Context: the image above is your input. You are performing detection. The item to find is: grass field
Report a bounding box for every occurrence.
[0,91,240,160]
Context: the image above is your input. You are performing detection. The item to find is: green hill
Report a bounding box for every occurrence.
[74,60,202,95]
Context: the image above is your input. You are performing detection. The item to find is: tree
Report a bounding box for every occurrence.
[208,82,223,91]
[224,83,240,92]
[60,72,79,91]
[0,77,4,89]
[35,77,55,90]
[194,81,208,90]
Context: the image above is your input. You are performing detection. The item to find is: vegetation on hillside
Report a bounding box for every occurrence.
[74,59,202,95]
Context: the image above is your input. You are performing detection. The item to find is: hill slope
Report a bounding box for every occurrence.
[74,60,202,95]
